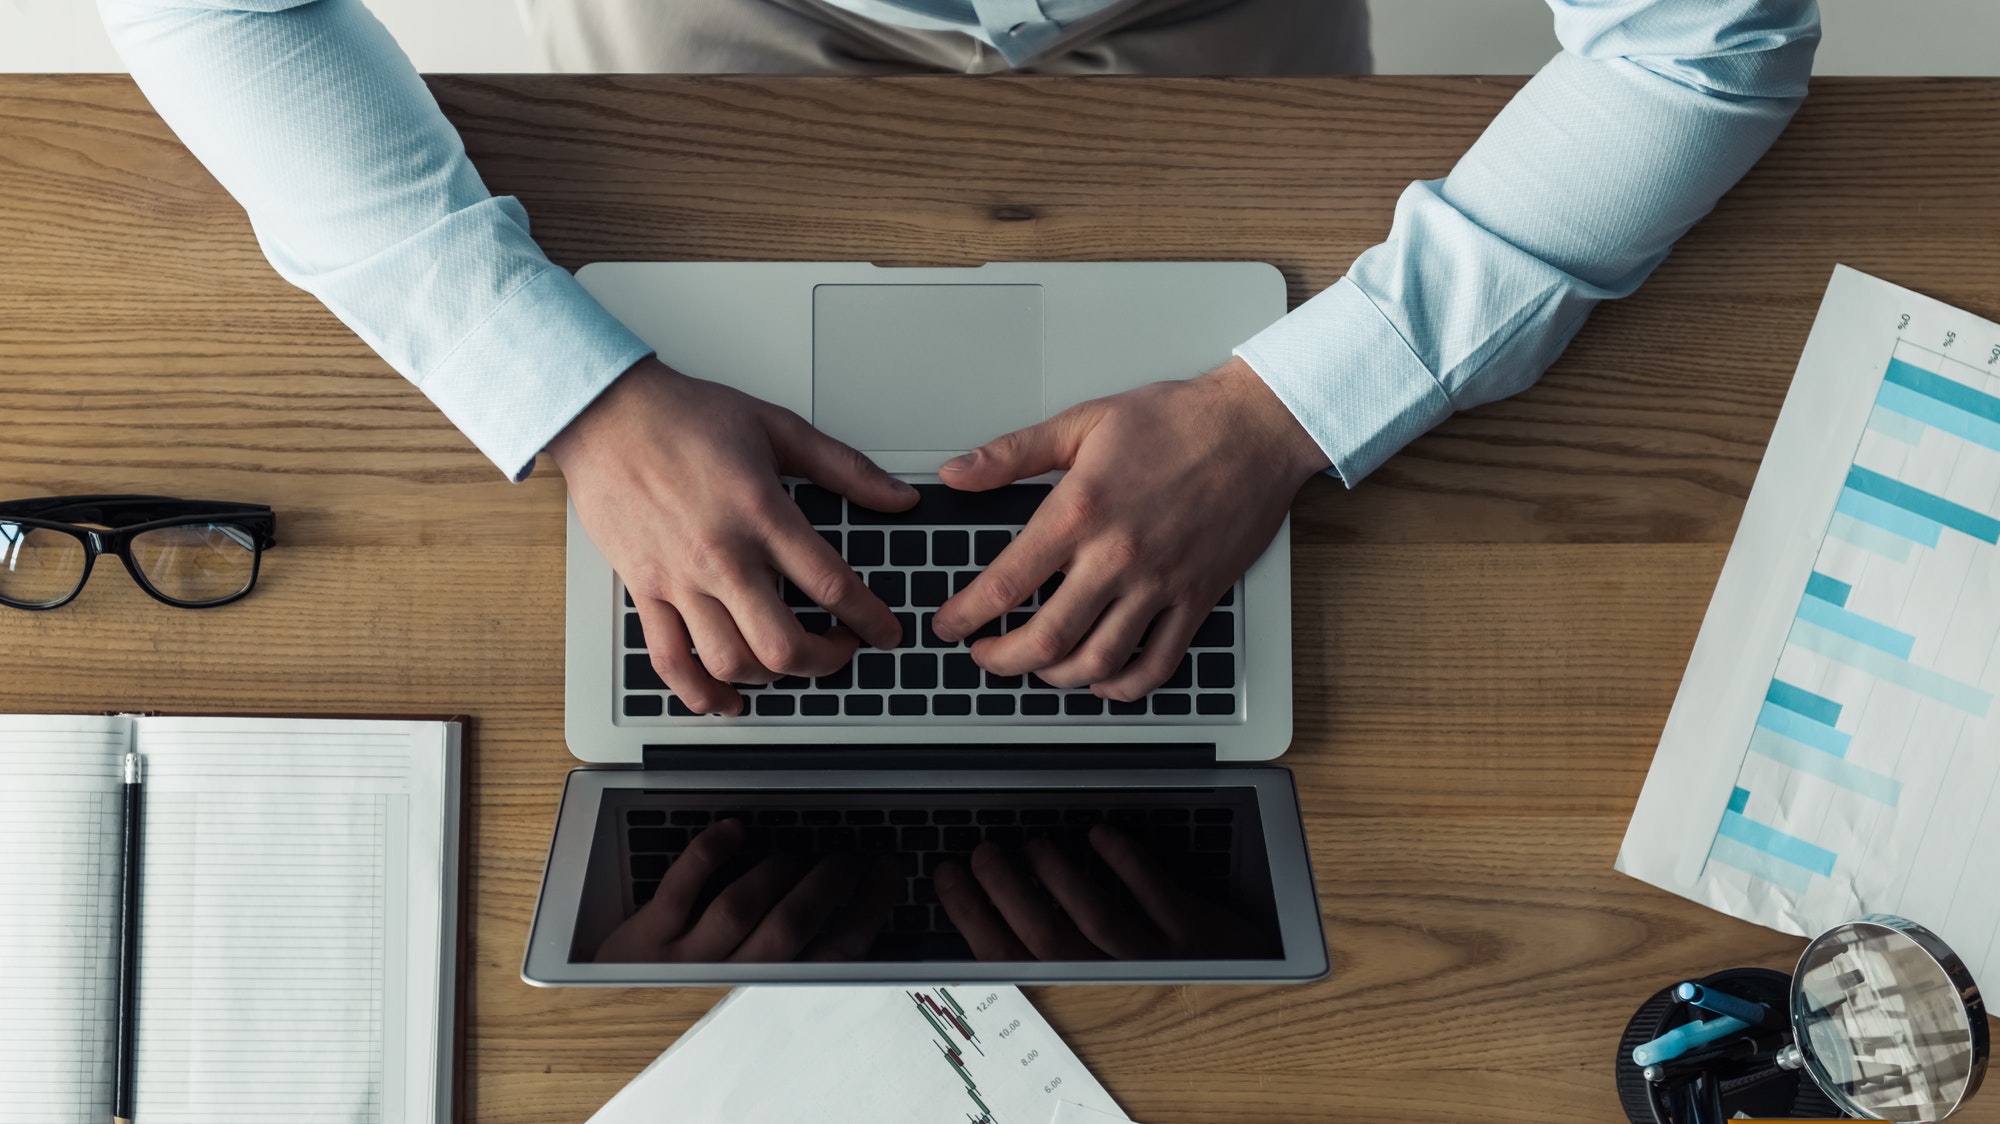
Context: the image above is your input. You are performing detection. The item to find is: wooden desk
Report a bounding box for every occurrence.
[2,74,1996,1122]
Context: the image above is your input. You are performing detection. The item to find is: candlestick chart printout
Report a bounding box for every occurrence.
[1620,267,2000,990]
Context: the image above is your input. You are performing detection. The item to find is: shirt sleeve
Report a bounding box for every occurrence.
[1234,0,1820,485]
[98,0,654,481]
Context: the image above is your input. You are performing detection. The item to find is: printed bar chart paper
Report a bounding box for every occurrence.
[1619,267,2000,992]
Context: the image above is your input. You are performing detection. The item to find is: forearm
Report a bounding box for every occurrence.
[100,0,651,478]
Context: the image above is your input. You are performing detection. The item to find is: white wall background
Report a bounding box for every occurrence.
[5,0,1998,75]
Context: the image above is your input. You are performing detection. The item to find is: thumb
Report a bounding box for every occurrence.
[940,409,1090,492]
[778,417,918,511]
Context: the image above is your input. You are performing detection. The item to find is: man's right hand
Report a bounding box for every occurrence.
[548,358,916,715]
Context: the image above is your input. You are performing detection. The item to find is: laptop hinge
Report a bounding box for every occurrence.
[640,743,1219,771]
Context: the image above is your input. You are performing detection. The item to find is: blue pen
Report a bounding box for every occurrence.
[1674,981,1770,1026]
[1631,1015,1752,1067]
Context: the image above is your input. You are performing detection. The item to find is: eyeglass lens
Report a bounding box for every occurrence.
[128,523,258,604]
[0,522,89,608]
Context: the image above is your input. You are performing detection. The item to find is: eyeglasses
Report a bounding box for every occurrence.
[0,495,277,610]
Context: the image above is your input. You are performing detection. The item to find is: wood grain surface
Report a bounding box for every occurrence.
[2,74,1997,1122]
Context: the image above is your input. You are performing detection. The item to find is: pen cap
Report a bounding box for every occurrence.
[1614,967,1844,1123]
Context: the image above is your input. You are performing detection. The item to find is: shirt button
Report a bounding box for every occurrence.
[1007,21,1027,35]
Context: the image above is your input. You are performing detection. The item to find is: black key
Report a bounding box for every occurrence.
[1198,652,1236,689]
[987,826,1024,849]
[976,695,1016,716]
[899,653,938,690]
[1148,825,1192,853]
[911,876,938,904]
[631,880,658,905]
[623,694,663,717]
[670,809,710,826]
[797,612,833,635]
[1026,673,1056,691]
[943,654,981,690]
[1037,572,1064,605]
[816,664,853,690]
[889,695,927,716]
[1151,808,1189,824]
[625,653,666,691]
[896,612,918,648]
[1021,694,1060,715]
[976,809,1016,825]
[901,826,940,849]
[667,697,698,717]
[1004,610,1035,632]
[920,613,954,649]
[933,809,972,825]
[781,579,814,608]
[818,529,842,554]
[623,588,635,608]
[845,694,884,716]
[911,571,949,608]
[985,671,1023,690]
[858,653,895,690]
[932,530,970,566]
[794,484,843,525]
[868,571,906,608]
[968,615,1002,642]
[1108,698,1146,716]
[1218,585,1236,607]
[1021,808,1061,826]
[974,530,1011,565]
[776,827,813,852]
[933,694,972,716]
[1151,693,1192,716]
[773,675,811,690]
[1197,693,1236,715]
[847,483,1051,526]
[953,570,982,595]
[1165,655,1194,690]
[627,809,666,826]
[1193,807,1234,824]
[1107,808,1147,829]
[893,905,930,931]
[817,826,856,850]
[758,809,797,825]
[846,530,885,567]
[801,695,840,716]
[944,826,981,850]
[628,827,689,851]
[1192,611,1235,648]
[859,826,897,852]
[755,695,796,716]
[889,809,928,825]
[624,613,645,649]
[846,810,886,825]
[1194,826,1233,851]
[803,809,841,826]
[890,530,927,567]
[1064,694,1104,716]
[630,853,670,879]
[1063,808,1102,825]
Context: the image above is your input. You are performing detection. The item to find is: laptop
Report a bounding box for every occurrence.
[523,262,1328,984]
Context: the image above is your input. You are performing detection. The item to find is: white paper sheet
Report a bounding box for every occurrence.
[1050,1101,1136,1124]
[0,714,128,1124]
[1619,266,2000,990]
[588,985,1128,1124]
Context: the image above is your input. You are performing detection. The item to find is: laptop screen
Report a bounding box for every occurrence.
[567,787,1285,965]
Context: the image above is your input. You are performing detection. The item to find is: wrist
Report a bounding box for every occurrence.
[548,356,676,471]
[1206,356,1333,485]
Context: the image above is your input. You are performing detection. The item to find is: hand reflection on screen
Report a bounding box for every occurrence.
[934,825,1277,961]
[594,819,901,963]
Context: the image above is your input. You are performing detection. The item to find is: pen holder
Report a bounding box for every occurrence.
[1614,968,1847,1122]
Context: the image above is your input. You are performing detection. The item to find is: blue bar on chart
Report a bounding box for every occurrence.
[1794,593,1915,659]
[1884,357,2000,424]
[1826,511,1914,562]
[1877,382,2000,453]
[1754,700,1851,757]
[1845,465,2000,544]
[1866,401,1930,445]
[1788,620,1993,717]
[1764,679,1842,727]
[1707,787,1838,895]
[1803,571,1851,607]
[1747,727,1902,806]
[1834,486,1945,548]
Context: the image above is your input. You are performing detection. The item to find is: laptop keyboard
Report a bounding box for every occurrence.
[619,796,1243,960]
[617,482,1245,723]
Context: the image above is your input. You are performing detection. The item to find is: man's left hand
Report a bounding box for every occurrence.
[930,357,1329,701]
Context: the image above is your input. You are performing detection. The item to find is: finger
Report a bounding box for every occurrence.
[717,569,863,678]
[678,593,778,693]
[938,407,1092,492]
[804,854,902,962]
[774,413,918,514]
[671,853,811,962]
[1090,825,1199,945]
[934,859,1032,962]
[595,819,744,961]
[632,597,740,716]
[930,519,1067,643]
[969,842,1104,960]
[967,573,1116,679]
[1033,594,1165,690]
[729,854,868,963]
[1025,837,1163,960]
[1092,602,1207,702]
[765,522,903,652]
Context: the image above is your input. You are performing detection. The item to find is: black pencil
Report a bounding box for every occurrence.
[113,750,143,1124]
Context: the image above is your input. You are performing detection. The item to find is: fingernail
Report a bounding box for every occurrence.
[941,452,975,473]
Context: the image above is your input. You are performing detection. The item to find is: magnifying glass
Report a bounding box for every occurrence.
[1776,915,1990,1121]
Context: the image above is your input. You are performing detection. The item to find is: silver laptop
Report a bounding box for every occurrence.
[524,262,1327,984]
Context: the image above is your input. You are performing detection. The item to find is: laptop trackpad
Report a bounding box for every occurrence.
[811,284,1044,451]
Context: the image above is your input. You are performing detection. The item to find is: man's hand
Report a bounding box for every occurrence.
[549,358,917,715]
[931,357,1329,699]
[594,819,902,963]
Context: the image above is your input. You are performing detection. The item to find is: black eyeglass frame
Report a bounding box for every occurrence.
[0,495,278,611]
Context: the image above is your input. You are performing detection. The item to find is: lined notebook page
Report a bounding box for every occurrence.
[131,718,456,1124]
[0,714,127,1124]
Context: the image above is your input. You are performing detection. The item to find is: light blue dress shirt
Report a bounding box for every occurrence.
[99,0,1818,486]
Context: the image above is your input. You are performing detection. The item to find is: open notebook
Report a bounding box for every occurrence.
[0,714,461,1124]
